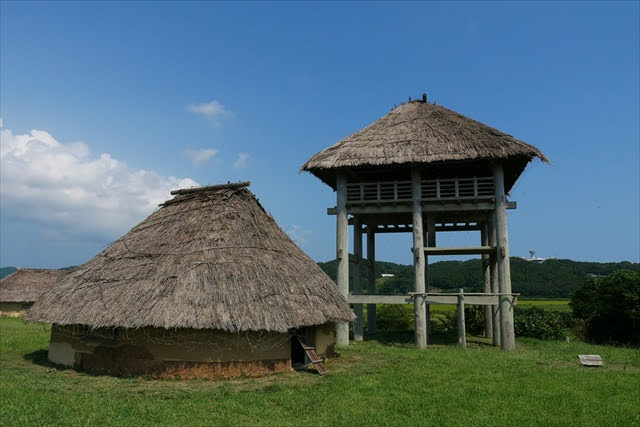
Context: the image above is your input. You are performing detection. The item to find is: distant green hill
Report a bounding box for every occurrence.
[317,258,640,298]
[0,267,17,279]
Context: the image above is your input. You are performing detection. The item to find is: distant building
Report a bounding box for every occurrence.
[521,250,555,263]
[0,268,66,317]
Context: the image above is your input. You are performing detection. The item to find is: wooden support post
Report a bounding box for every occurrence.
[481,222,493,339]
[494,163,515,351]
[489,215,501,347]
[411,167,427,349]
[353,217,364,342]
[457,288,466,347]
[367,226,377,335]
[336,173,349,346]
[426,217,436,337]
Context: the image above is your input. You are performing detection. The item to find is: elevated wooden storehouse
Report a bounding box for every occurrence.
[0,269,65,317]
[26,182,353,377]
[301,96,548,350]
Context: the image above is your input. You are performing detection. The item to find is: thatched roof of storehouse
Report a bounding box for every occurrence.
[301,98,549,190]
[26,182,354,332]
[0,268,66,303]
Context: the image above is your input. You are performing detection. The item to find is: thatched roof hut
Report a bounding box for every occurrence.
[0,268,65,317]
[26,182,352,378]
[300,96,548,350]
[301,99,548,190]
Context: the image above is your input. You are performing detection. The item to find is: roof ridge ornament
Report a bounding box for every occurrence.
[170,181,251,195]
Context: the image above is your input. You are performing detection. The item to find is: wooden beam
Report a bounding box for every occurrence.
[363,224,482,233]
[426,217,436,337]
[348,295,413,304]
[423,246,496,256]
[489,214,501,347]
[347,294,514,306]
[481,223,493,340]
[458,289,466,347]
[336,173,349,347]
[327,201,516,216]
[494,163,516,351]
[353,217,364,342]
[412,167,427,349]
[366,225,376,335]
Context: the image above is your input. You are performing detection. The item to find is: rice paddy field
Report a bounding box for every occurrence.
[1,312,639,426]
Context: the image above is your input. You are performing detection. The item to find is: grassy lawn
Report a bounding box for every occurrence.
[517,298,572,312]
[1,317,639,426]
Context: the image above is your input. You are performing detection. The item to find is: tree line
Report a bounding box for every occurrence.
[317,258,639,298]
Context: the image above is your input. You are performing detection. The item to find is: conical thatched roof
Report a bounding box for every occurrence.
[26,183,354,332]
[301,99,548,188]
[0,268,66,303]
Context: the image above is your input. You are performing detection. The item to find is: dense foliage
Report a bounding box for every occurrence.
[317,258,639,298]
[570,270,640,346]
[514,307,567,340]
[376,304,414,331]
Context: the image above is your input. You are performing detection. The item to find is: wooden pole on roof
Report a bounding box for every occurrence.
[493,162,516,351]
[411,167,427,349]
[366,225,377,335]
[336,172,350,346]
[481,222,493,339]
[353,217,364,341]
[489,214,501,347]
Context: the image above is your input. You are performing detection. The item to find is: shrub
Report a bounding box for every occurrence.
[570,270,640,346]
[436,306,486,335]
[464,305,486,334]
[376,304,413,331]
[514,307,566,340]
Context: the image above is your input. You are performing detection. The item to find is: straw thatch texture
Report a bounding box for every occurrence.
[26,184,354,332]
[301,100,548,184]
[0,269,66,303]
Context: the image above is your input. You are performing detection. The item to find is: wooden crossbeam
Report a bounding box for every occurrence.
[327,201,516,216]
[424,246,496,256]
[347,293,519,306]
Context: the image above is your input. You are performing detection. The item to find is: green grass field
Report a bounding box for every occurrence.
[1,317,638,426]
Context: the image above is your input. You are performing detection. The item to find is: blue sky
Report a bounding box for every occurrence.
[1,2,638,268]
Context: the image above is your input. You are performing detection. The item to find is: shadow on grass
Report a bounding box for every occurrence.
[23,349,82,373]
[24,349,50,366]
[362,329,496,348]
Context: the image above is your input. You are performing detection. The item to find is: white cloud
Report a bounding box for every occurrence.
[286,225,312,247]
[186,100,235,126]
[233,152,249,169]
[0,127,198,240]
[185,148,218,167]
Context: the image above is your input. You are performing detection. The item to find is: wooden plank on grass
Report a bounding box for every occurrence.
[578,355,603,367]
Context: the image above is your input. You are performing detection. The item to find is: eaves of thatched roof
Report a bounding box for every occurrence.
[26,183,354,332]
[0,268,66,303]
[301,100,549,188]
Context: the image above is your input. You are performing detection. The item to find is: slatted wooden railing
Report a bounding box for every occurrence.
[346,177,494,204]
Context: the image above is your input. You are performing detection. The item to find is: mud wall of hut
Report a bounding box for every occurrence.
[48,324,292,378]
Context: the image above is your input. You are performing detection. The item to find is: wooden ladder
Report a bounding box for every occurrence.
[295,335,328,375]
